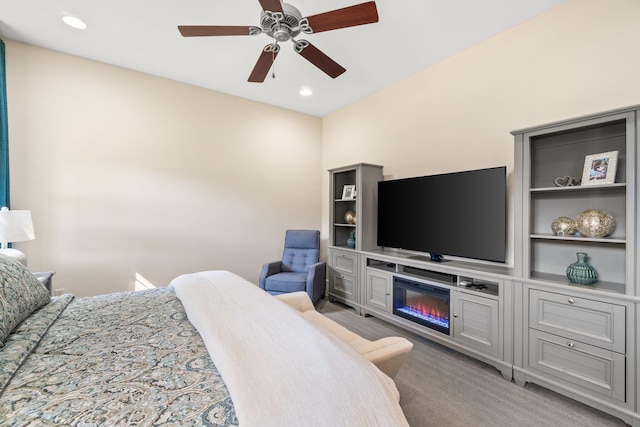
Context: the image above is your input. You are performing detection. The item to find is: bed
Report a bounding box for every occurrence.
[0,256,409,426]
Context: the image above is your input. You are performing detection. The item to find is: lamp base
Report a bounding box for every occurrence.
[0,248,28,266]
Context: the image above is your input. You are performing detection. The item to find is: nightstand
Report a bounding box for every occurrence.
[33,271,56,294]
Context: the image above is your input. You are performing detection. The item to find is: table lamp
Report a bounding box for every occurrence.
[0,207,35,266]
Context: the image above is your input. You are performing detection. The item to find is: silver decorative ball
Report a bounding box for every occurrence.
[551,216,577,236]
[575,209,615,237]
[344,211,356,225]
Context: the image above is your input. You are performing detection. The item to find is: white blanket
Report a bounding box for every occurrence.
[170,270,409,427]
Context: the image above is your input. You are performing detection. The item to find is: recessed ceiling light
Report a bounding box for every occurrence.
[62,15,87,30]
[299,87,312,97]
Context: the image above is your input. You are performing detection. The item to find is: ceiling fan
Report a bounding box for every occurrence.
[178,0,379,82]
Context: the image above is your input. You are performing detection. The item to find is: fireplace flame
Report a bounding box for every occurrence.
[394,282,451,333]
[406,298,448,322]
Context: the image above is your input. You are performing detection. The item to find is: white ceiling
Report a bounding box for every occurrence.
[0,0,564,117]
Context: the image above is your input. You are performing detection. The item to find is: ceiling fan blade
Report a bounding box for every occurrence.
[248,45,280,83]
[295,41,346,79]
[258,0,284,13]
[178,25,255,37]
[304,1,378,33]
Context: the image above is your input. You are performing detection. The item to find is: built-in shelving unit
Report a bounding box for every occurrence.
[516,115,632,294]
[331,167,357,248]
[328,163,382,251]
[512,106,638,426]
[328,163,382,312]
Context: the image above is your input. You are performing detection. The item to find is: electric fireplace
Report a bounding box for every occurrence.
[393,276,450,335]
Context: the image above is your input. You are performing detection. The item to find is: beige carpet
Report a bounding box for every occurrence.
[316,299,629,427]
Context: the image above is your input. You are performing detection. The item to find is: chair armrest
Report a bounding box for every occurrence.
[259,261,283,290]
[306,261,326,304]
[307,262,325,280]
[274,292,315,312]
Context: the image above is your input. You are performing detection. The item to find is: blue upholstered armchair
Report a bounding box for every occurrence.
[259,230,326,304]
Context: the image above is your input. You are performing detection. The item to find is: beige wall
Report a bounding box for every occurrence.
[322,0,640,266]
[6,40,323,296]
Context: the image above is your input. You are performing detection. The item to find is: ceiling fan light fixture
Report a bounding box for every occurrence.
[273,28,291,42]
[62,15,87,30]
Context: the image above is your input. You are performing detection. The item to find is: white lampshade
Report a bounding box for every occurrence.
[0,209,35,266]
[0,209,35,246]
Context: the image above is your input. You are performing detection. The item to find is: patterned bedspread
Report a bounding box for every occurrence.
[0,288,238,426]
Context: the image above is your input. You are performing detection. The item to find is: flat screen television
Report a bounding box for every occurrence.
[377,166,507,263]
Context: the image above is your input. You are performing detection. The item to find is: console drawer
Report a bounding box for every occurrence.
[331,271,356,299]
[331,250,357,275]
[529,329,626,402]
[529,289,625,353]
[329,249,358,302]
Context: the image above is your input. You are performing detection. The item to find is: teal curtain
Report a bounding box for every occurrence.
[0,39,9,208]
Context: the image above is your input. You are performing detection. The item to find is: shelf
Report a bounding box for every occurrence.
[366,258,396,273]
[529,271,626,295]
[334,223,356,228]
[332,245,356,250]
[530,183,626,193]
[530,234,626,244]
[334,198,356,202]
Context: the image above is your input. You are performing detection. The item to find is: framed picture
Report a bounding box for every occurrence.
[581,151,618,186]
[342,185,356,200]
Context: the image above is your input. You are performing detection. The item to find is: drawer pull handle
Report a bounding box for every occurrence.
[567,342,575,348]
[568,298,576,304]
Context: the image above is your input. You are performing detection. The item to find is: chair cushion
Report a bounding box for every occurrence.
[264,272,307,293]
[282,248,319,273]
[284,230,319,249]
[281,230,320,273]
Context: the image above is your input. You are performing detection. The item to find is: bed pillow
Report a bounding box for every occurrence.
[0,255,51,345]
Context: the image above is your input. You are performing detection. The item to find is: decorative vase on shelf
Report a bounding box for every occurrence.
[566,252,598,285]
[344,210,356,225]
[551,216,577,236]
[346,231,356,249]
[575,209,615,237]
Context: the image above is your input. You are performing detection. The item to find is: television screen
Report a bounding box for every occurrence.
[377,166,506,263]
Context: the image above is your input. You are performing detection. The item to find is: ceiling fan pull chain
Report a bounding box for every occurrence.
[271,42,278,79]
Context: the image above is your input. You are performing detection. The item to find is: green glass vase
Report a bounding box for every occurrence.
[566,252,597,285]
[346,231,356,248]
